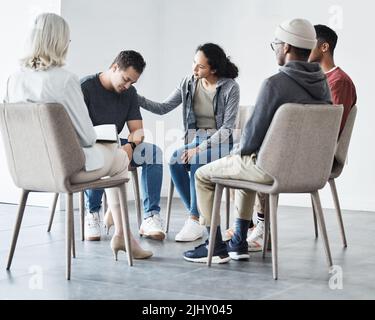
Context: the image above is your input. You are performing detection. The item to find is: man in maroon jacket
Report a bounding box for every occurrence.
[309,24,357,134]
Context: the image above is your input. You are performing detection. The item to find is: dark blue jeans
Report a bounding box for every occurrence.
[169,132,232,218]
[85,139,163,218]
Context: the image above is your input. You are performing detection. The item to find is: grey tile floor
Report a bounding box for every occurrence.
[0,198,374,300]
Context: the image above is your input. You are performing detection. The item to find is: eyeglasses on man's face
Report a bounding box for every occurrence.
[270,41,284,51]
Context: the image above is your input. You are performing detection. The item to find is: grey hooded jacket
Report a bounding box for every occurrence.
[236,61,332,156]
[137,75,240,150]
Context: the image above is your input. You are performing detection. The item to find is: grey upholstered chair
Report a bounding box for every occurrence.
[0,103,133,280]
[47,165,142,240]
[311,105,357,247]
[206,103,343,279]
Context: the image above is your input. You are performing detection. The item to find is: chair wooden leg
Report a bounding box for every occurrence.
[329,179,347,247]
[311,191,333,268]
[262,194,270,258]
[131,169,142,229]
[207,184,224,267]
[118,184,133,266]
[269,194,278,250]
[7,190,29,270]
[47,193,59,232]
[71,204,76,259]
[225,187,230,230]
[269,194,278,280]
[103,192,108,212]
[311,194,318,238]
[66,193,73,280]
[265,194,278,252]
[79,191,85,241]
[165,178,174,233]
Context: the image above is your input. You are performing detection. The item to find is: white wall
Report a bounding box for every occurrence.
[0,0,61,206]
[1,0,371,211]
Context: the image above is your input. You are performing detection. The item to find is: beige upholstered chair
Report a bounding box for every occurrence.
[311,105,357,247]
[47,165,142,240]
[0,103,133,280]
[230,105,356,247]
[206,103,343,279]
[232,105,255,145]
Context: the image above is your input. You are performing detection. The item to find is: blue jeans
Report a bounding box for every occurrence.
[85,139,163,219]
[169,131,232,218]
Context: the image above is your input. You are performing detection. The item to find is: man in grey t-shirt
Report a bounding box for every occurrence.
[81,51,165,242]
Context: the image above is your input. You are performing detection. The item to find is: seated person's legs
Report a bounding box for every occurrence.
[74,143,125,242]
[183,156,231,264]
[247,192,266,252]
[169,142,197,213]
[105,186,153,260]
[226,189,255,260]
[84,139,163,241]
[84,188,105,241]
[128,139,165,240]
[174,145,213,242]
[175,141,232,242]
[188,142,231,217]
[72,143,152,259]
[183,153,273,263]
[169,141,208,242]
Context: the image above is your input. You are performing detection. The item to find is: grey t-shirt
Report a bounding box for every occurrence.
[193,79,217,129]
[80,73,142,133]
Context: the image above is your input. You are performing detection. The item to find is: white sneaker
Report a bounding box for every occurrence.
[247,220,264,252]
[175,218,205,242]
[85,212,101,241]
[139,215,166,241]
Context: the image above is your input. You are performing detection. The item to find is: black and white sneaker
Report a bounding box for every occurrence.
[227,239,250,261]
[183,240,231,264]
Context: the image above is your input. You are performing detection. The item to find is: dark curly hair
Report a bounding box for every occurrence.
[196,43,238,79]
[111,50,146,74]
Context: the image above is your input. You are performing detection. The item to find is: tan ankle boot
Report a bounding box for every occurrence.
[110,234,153,260]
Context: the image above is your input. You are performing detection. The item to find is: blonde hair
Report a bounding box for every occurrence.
[22,13,70,70]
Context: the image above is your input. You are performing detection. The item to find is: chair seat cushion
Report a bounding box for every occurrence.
[210,177,275,193]
[69,172,129,193]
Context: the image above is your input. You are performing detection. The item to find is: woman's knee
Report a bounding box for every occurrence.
[169,146,185,165]
[132,142,162,165]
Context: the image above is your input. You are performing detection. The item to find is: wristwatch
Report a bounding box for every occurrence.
[128,142,137,151]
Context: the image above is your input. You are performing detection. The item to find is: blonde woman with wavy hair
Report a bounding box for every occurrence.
[22,12,70,70]
[5,13,152,260]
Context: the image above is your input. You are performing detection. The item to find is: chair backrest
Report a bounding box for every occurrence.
[233,105,255,144]
[0,103,85,193]
[257,103,343,193]
[331,105,357,178]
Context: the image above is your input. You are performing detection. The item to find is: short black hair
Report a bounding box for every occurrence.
[290,45,312,61]
[314,24,338,55]
[111,50,146,74]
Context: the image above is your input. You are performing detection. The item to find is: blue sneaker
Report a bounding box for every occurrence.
[227,239,250,261]
[183,240,231,264]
